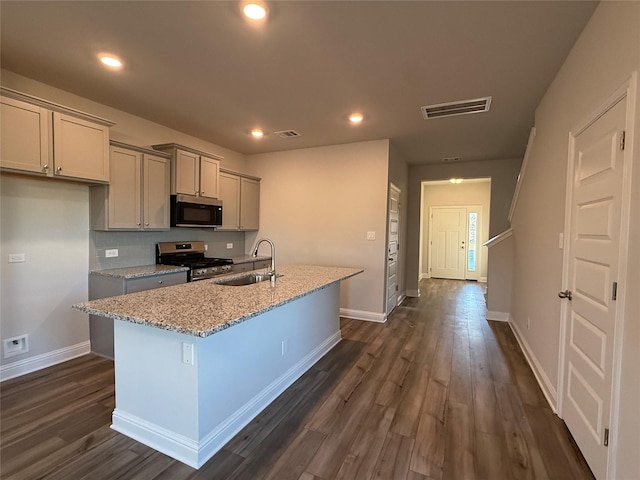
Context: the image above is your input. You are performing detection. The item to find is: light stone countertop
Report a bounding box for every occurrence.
[90,264,189,279]
[74,265,363,338]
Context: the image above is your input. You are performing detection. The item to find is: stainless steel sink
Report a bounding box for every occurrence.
[213,272,274,286]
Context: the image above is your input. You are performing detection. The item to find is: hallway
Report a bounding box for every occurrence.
[0,279,594,479]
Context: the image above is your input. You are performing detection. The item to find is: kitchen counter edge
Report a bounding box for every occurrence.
[74,265,363,338]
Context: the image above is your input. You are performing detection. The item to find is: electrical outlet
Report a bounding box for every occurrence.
[3,334,29,358]
[8,253,26,263]
[105,249,118,258]
[182,342,195,365]
[559,233,564,249]
[367,231,376,241]
[226,243,233,249]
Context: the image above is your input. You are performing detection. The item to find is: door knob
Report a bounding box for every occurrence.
[558,290,572,301]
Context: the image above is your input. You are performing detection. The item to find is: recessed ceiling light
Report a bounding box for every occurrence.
[449,178,464,184]
[251,129,264,138]
[349,113,364,124]
[243,3,267,20]
[98,54,123,69]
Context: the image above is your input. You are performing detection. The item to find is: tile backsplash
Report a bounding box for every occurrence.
[90,229,246,270]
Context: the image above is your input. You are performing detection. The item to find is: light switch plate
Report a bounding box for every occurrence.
[227,243,233,249]
[367,231,376,241]
[8,253,26,263]
[559,233,564,249]
[105,249,119,258]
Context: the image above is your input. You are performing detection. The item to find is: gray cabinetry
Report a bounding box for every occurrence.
[90,141,171,231]
[231,259,271,273]
[219,169,260,231]
[89,269,187,359]
[0,88,113,183]
[152,143,221,199]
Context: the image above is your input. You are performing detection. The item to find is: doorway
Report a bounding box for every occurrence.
[386,184,400,316]
[429,206,481,280]
[558,83,634,480]
[419,179,490,282]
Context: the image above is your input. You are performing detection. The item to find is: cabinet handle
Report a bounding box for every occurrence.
[145,223,149,226]
[158,280,164,284]
[137,223,141,226]
[56,166,62,172]
[42,164,49,173]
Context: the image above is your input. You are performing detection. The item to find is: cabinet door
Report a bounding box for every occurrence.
[240,177,260,230]
[0,96,50,174]
[200,156,220,199]
[143,154,170,230]
[53,112,110,182]
[219,172,240,230]
[174,149,199,195]
[108,146,142,229]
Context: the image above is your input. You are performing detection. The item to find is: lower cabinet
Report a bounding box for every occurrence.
[89,270,187,359]
[219,170,260,231]
[231,259,272,273]
[91,141,171,231]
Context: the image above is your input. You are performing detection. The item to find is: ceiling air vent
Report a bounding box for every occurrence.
[442,157,460,163]
[421,96,492,120]
[274,130,301,138]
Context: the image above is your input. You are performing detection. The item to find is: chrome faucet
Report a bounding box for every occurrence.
[251,238,276,284]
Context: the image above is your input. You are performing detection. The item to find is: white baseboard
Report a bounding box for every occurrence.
[406,290,420,298]
[486,310,510,322]
[419,273,430,280]
[340,308,386,323]
[0,341,91,382]
[479,276,487,283]
[397,294,406,306]
[508,320,558,412]
[112,331,341,468]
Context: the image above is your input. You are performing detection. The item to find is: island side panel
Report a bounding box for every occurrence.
[196,283,341,464]
[111,320,200,466]
[109,281,342,469]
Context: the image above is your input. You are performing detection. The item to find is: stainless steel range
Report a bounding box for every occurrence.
[156,241,233,282]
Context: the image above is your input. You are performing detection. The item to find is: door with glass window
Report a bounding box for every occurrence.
[429,206,480,280]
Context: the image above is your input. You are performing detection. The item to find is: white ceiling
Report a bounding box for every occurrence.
[0,1,598,165]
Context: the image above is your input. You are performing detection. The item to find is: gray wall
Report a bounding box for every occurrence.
[405,158,522,294]
[90,230,245,270]
[509,3,640,476]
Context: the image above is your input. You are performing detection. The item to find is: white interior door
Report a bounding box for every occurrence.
[430,207,467,280]
[561,97,627,480]
[386,185,400,316]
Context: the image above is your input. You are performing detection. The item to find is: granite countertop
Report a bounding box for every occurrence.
[74,264,362,338]
[229,255,271,265]
[90,264,189,279]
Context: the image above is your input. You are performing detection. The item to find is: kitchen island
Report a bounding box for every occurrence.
[73,264,362,469]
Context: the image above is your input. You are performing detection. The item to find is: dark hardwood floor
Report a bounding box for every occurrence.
[1,279,595,479]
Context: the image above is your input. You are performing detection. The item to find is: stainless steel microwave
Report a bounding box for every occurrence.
[170,195,223,228]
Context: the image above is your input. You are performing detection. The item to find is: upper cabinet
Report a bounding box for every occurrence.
[0,88,113,183]
[152,143,221,199]
[91,142,171,231]
[218,169,261,231]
